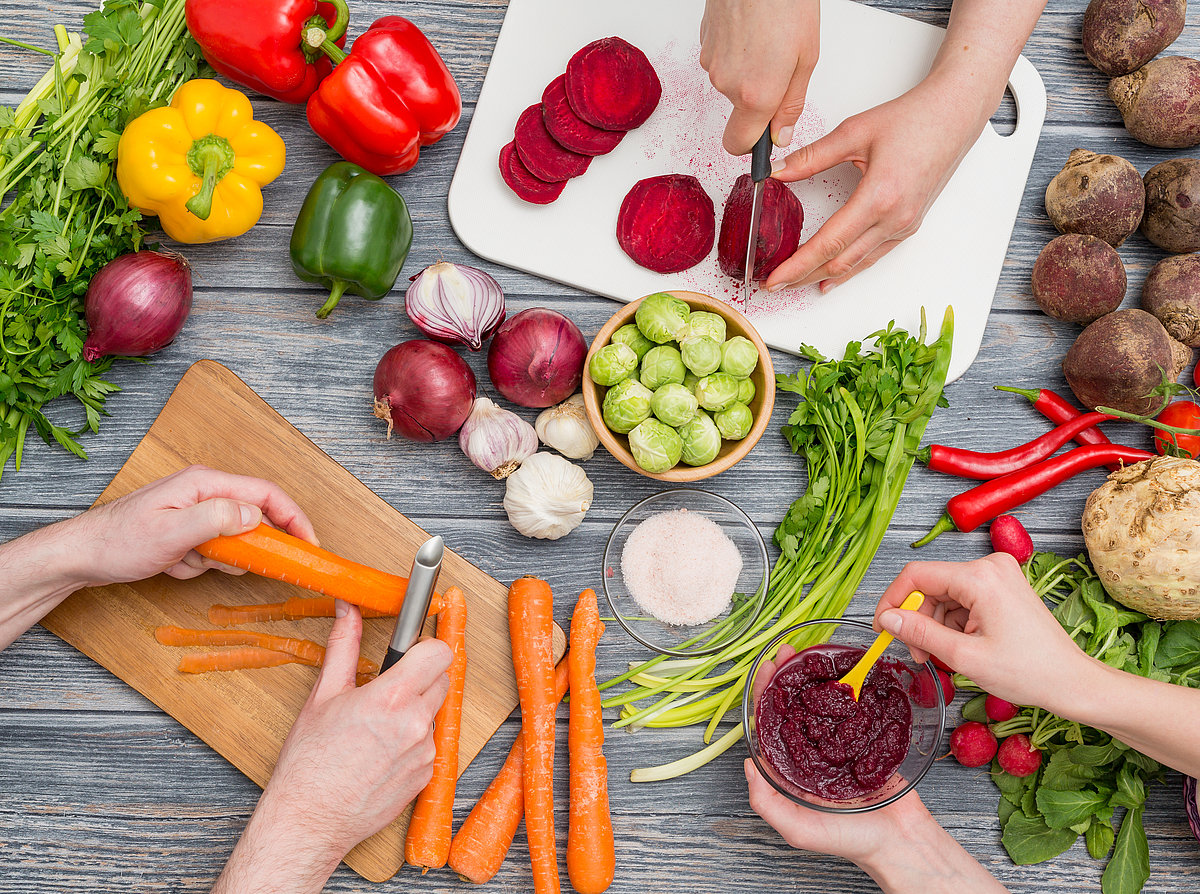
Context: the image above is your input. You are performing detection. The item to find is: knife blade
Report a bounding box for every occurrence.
[742,127,774,304]
[380,534,444,672]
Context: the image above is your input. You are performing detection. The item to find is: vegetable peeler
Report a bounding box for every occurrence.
[380,534,444,672]
[742,126,773,305]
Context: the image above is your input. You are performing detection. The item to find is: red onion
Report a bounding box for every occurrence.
[487,308,586,408]
[373,340,477,441]
[405,261,506,351]
[82,250,192,362]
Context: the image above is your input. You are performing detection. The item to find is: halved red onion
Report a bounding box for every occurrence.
[404,261,506,351]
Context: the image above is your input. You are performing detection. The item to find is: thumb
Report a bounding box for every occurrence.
[312,600,363,701]
[772,123,857,183]
[172,498,262,550]
[879,608,962,667]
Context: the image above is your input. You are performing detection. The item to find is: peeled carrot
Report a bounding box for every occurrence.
[567,590,614,894]
[405,586,468,872]
[178,647,298,674]
[196,523,425,615]
[448,656,571,885]
[207,596,397,626]
[508,576,560,894]
[156,625,379,676]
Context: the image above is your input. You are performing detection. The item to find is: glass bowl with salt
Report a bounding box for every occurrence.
[601,488,768,657]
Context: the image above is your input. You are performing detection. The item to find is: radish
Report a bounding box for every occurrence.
[950,721,998,767]
[990,514,1034,563]
[997,733,1043,777]
[985,694,1020,722]
[909,667,955,708]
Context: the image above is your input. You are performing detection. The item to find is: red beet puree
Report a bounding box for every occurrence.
[756,644,912,800]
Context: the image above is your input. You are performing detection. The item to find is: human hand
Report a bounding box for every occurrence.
[69,464,315,586]
[699,0,820,155]
[874,554,1089,712]
[764,73,985,293]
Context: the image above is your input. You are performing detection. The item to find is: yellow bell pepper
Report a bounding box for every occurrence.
[116,79,285,244]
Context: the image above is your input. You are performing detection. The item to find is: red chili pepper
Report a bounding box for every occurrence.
[994,385,1119,470]
[185,0,348,104]
[918,411,1113,480]
[912,443,1153,546]
[305,17,462,175]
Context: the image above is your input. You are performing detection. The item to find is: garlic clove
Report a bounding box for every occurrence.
[459,397,538,479]
[535,393,599,461]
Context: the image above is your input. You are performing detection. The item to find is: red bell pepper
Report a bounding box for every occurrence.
[185,0,348,104]
[305,17,462,176]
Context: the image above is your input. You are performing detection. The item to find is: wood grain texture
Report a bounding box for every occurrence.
[2,0,1199,891]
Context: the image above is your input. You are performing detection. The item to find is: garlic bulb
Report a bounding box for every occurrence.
[504,452,593,540]
[535,393,599,461]
[459,397,537,479]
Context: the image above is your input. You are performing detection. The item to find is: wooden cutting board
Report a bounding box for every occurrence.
[41,359,565,882]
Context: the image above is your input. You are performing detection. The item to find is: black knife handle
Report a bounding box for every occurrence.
[750,127,772,182]
[380,646,405,673]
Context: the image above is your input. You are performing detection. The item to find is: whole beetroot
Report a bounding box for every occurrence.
[1142,158,1200,253]
[1044,149,1144,246]
[1082,0,1186,77]
[1031,233,1127,324]
[1063,308,1179,414]
[1108,57,1200,148]
[1142,254,1200,346]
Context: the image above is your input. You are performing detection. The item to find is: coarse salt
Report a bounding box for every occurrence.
[620,508,743,626]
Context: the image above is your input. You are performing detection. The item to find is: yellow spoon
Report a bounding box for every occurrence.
[838,590,926,700]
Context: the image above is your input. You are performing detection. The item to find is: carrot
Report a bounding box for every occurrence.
[567,590,613,894]
[207,596,397,626]
[405,586,468,872]
[507,575,560,894]
[156,625,379,676]
[448,656,571,885]
[177,647,299,673]
[196,523,421,614]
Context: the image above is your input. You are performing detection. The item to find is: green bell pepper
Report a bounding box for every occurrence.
[290,161,413,318]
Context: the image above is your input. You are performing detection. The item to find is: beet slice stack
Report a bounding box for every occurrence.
[513,103,592,182]
[498,141,566,205]
[541,75,624,156]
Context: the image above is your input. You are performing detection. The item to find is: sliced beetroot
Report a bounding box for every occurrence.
[565,36,662,131]
[542,75,625,156]
[499,141,566,205]
[513,103,591,183]
[616,174,716,274]
[717,174,804,280]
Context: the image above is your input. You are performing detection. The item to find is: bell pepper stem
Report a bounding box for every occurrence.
[184,134,235,221]
[911,512,956,548]
[316,280,349,319]
[302,0,349,67]
[321,0,349,43]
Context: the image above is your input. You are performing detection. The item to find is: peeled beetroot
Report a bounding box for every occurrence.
[717,175,804,280]
[513,103,591,182]
[565,36,661,131]
[616,174,716,273]
[498,141,565,205]
[541,75,624,156]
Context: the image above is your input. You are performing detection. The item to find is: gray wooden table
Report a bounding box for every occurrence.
[2,1,1199,891]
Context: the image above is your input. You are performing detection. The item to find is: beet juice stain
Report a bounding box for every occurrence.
[756,645,913,800]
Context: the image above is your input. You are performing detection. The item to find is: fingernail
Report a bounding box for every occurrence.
[239,504,257,528]
[879,610,902,635]
[335,598,349,618]
[770,158,785,174]
[767,281,789,293]
[819,280,837,294]
[775,125,793,147]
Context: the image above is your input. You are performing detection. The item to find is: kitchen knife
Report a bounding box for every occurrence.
[742,127,774,304]
[380,534,444,672]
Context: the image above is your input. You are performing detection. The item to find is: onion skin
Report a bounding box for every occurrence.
[404,261,506,351]
[487,308,586,408]
[82,250,193,361]
[373,340,477,441]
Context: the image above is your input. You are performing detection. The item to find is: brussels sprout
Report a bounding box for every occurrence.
[687,311,726,343]
[628,418,684,473]
[602,378,652,434]
[635,292,690,344]
[695,372,740,411]
[679,335,722,377]
[640,345,686,391]
[737,377,756,404]
[714,401,754,440]
[650,383,699,427]
[720,336,759,378]
[610,323,655,360]
[588,343,638,386]
[683,371,701,394]
[677,413,722,466]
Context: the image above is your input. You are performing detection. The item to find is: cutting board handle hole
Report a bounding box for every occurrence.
[989,87,1016,137]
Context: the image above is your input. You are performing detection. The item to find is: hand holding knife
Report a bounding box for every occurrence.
[742,126,773,305]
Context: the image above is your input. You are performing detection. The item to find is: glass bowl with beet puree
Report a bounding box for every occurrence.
[743,618,946,813]
[602,488,768,657]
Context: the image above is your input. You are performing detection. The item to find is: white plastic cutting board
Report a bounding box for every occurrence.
[447,0,1046,383]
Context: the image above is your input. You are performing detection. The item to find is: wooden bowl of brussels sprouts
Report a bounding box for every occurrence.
[582,291,774,482]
